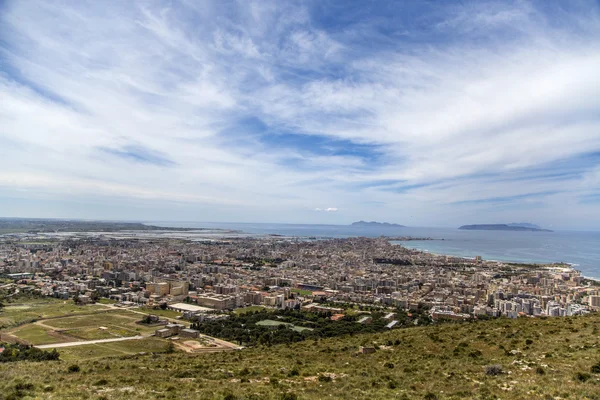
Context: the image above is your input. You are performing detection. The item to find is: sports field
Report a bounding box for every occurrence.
[6,309,157,345]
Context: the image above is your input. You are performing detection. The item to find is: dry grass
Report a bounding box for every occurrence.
[1,313,600,399]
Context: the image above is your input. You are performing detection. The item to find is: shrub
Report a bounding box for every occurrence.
[468,350,483,358]
[281,392,298,400]
[591,362,600,374]
[318,375,332,382]
[575,371,591,382]
[423,393,438,400]
[384,362,394,369]
[525,339,534,345]
[93,379,108,386]
[67,364,80,373]
[536,367,545,375]
[485,365,503,376]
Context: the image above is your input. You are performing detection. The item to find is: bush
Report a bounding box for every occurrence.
[468,350,482,358]
[485,365,503,376]
[281,393,298,400]
[423,393,438,400]
[384,362,394,369]
[575,371,591,382]
[67,364,80,373]
[318,375,332,382]
[536,367,545,375]
[591,362,600,374]
[93,379,108,386]
[525,339,534,345]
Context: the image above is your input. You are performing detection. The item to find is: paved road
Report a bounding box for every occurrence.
[36,335,147,349]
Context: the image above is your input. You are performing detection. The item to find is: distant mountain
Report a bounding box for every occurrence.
[459,224,552,232]
[351,221,405,228]
[507,222,542,229]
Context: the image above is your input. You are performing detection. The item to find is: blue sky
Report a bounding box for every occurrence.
[1,0,600,229]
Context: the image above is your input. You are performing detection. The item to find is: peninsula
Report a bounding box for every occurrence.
[459,224,553,232]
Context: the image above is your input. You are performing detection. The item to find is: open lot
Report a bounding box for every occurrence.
[5,309,157,345]
[0,298,105,328]
[232,305,266,315]
[136,306,183,319]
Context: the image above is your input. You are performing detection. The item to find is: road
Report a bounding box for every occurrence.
[36,335,146,349]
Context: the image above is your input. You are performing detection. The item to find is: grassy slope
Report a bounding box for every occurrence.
[1,314,600,399]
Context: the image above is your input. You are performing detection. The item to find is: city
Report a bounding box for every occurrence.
[2,234,598,331]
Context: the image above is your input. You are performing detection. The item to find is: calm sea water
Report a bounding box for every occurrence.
[147,221,600,279]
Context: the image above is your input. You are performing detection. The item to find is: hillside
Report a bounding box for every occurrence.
[2,313,600,399]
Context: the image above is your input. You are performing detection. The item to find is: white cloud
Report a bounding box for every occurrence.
[0,0,599,228]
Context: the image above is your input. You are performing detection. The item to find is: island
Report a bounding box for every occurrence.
[351,221,405,228]
[459,224,553,232]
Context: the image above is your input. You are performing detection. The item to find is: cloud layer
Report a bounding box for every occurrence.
[1,0,599,228]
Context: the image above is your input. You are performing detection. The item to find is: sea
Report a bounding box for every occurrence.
[147,221,600,279]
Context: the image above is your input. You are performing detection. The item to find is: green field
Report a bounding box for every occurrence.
[41,311,156,340]
[0,298,105,328]
[8,324,70,345]
[292,288,313,296]
[5,309,157,345]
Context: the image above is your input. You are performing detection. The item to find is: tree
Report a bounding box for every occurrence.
[159,302,168,310]
[165,342,175,354]
[90,291,100,302]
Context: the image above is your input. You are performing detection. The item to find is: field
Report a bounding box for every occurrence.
[0,298,106,329]
[136,306,183,319]
[2,313,600,399]
[5,310,158,345]
[233,305,267,315]
[291,288,313,296]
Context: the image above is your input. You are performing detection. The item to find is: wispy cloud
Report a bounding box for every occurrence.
[98,145,176,167]
[1,0,600,228]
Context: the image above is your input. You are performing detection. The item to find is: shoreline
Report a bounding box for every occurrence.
[395,241,600,280]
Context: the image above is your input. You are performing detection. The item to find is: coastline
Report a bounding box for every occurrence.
[394,241,597,279]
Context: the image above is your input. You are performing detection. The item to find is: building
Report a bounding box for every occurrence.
[180,328,200,338]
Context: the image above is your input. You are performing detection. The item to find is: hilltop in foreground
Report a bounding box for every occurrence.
[2,313,600,399]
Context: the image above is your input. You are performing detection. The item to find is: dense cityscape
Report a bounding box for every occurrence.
[2,233,598,329]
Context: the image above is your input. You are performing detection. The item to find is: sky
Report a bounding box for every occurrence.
[1,0,600,229]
